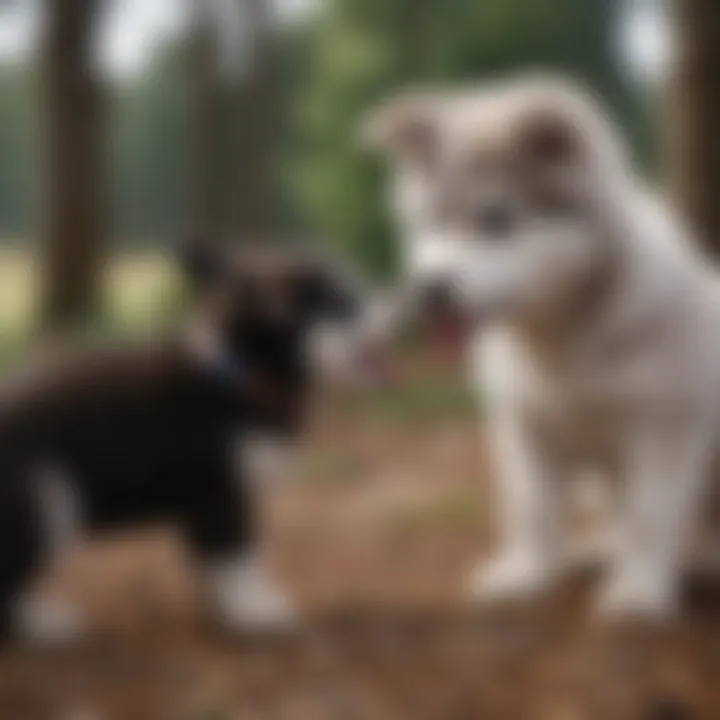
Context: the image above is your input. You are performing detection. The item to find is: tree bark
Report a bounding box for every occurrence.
[41,0,106,331]
[189,0,221,241]
[667,0,720,257]
[668,0,720,526]
[235,0,276,240]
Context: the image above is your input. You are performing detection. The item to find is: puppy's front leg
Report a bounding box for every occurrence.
[16,469,87,645]
[206,551,296,633]
[597,417,713,620]
[470,413,565,602]
[189,469,296,633]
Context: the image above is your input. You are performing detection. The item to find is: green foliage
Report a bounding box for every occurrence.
[386,488,488,533]
[344,372,478,426]
[0,2,653,281]
[0,61,37,237]
[287,0,652,279]
[111,42,192,244]
[299,449,365,486]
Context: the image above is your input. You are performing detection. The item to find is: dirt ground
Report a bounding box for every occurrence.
[0,385,719,719]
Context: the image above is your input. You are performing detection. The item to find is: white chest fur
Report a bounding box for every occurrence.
[474,328,630,468]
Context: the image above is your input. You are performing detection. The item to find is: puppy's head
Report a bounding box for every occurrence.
[182,241,364,433]
[364,75,630,327]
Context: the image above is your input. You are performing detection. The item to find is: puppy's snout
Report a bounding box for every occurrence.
[418,278,457,315]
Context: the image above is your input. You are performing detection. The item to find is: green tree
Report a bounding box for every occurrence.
[289,0,650,279]
[189,0,222,239]
[234,0,278,238]
[667,0,720,258]
[111,41,191,244]
[41,0,107,330]
[0,62,35,238]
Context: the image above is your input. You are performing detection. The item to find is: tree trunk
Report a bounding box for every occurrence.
[41,0,106,331]
[668,0,720,529]
[189,0,220,241]
[235,0,276,240]
[667,0,720,257]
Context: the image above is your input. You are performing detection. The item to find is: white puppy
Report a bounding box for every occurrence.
[365,75,720,619]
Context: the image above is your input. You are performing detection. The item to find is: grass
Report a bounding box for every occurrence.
[0,248,36,334]
[343,373,478,426]
[385,488,489,533]
[103,250,183,330]
[298,449,366,486]
[0,247,183,364]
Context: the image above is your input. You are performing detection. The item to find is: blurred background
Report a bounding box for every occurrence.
[0,0,672,343]
[3,1,720,717]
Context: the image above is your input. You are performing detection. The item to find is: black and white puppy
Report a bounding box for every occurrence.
[0,242,363,642]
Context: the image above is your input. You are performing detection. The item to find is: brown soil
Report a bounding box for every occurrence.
[0,398,718,719]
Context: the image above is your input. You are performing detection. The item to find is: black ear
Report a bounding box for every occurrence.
[179,237,225,287]
[299,260,364,323]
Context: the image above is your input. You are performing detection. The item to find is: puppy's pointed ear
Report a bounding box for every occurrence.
[516,106,584,170]
[179,237,225,287]
[360,92,439,168]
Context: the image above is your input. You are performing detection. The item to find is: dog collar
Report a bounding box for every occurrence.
[205,352,249,389]
[203,350,292,417]
[186,324,290,412]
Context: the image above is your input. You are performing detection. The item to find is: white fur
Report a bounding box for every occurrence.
[372,76,720,619]
[307,288,409,386]
[469,193,720,620]
[34,466,84,558]
[206,551,297,631]
[16,595,86,646]
[17,468,87,644]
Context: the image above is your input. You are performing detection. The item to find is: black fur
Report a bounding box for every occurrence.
[0,246,362,637]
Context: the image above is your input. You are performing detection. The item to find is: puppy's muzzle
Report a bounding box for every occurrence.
[416,277,460,316]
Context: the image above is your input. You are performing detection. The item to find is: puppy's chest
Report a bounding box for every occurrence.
[528,375,628,460]
[480,332,630,460]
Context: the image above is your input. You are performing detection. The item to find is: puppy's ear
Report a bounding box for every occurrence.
[516,106,584,170]
[360,92,439,168]
[179,237,225,287]
[297,259,363,323]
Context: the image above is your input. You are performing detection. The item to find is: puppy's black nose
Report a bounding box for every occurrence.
[418,279,456,314]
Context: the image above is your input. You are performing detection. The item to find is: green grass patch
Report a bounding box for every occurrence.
[298,449,365,486]
[346,373,478,426]
[0,249,188,370]
[385,489,488,534]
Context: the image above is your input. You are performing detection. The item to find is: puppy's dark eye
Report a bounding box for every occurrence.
[475,203,515,237]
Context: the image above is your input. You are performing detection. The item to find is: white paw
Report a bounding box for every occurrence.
[468,550,554,604]
[16,596,86,646]
[209,557,298,633]
[595,571,677,621]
